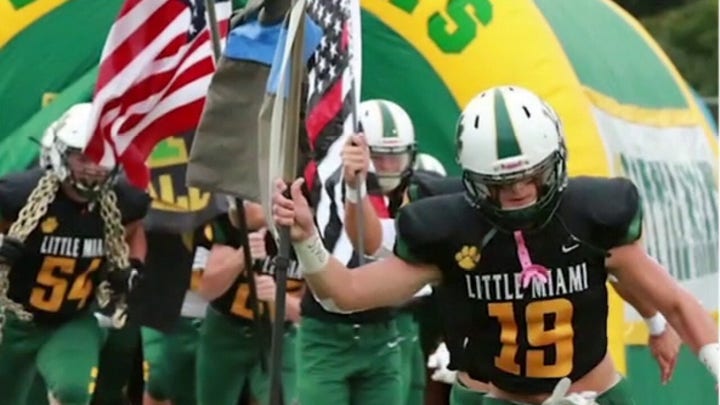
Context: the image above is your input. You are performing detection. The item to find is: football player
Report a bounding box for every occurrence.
[195,202,303,405]
[410,177,681,404]
[140,226,210,405]
[272,86,718,405]
[0,103,150,405]
[341,99,434,405]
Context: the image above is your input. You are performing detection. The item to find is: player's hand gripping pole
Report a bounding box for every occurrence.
[232,198,271,372]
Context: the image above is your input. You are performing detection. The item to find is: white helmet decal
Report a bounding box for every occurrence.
[359,99,417,192]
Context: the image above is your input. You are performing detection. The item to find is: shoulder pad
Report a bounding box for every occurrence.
[394,194,467,264]
[113,179,151,225]
[408,174,463,202]
[564,176,642,249]
[0,168,44,223]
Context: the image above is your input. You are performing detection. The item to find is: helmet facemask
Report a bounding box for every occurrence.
[62,149,115,202]
[369,144,416,193]
[463,144,567,231]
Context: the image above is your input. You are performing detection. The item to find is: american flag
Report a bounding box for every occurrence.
[304,0,355,161]
[304,0,388,265]
[84,0,231,189]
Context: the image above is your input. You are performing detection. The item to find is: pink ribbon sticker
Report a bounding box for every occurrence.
[513,231,550,289]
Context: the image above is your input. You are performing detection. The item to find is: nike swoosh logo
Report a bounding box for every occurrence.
[561,243,580,253]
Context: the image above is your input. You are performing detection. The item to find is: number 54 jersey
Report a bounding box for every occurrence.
[0,168,150,325]
[394,176,643,394]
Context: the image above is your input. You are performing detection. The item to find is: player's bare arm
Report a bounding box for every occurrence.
[229,199,266,230]
[285,288,303,323]
[273,177,441,311]
[125,220,146,261]
[342,134,383,255]
[606,240,718,378]
[610,277,657,319]
[611,279,680,384]
[199,243,245,301]
[199,227,267,301]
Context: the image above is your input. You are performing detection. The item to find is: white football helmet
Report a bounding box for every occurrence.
[455,85,567,230]
[359,99,416,193]
[414,153,447,177]
[40,103,114,199]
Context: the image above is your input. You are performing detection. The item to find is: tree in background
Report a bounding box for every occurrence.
[616,0,718,97]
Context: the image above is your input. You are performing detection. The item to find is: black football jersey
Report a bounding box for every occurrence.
[200,215,304,322]
[394,176,642,394]
[0,168,150,324]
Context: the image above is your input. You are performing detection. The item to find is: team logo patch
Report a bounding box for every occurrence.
[40,217,59,234]
[455,245,481,270]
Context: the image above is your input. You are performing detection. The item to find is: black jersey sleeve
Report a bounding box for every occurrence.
[113,179,151,225]
[407,175,463,202]
[0,168,44,223]
[393,197,449,266]
[581,177,643,250]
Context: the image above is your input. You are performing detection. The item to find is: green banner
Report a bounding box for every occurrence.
[0,0,123,137]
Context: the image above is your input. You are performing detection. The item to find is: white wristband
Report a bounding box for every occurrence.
[345,181,367,204]
[644,313,667,336]
[698,343,720,380]
[293,233,330,275]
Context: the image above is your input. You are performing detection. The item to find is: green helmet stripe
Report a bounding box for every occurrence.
[378,101,398,138]
[494,89,522,159]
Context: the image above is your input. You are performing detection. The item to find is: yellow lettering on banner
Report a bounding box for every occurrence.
[0,0,69,48]
[147,177,211,212]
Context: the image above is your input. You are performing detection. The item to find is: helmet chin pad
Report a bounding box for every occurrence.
[377,175,403,193]
[68,178,105,201]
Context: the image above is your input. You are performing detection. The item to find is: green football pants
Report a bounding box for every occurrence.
[196,306,297,405]
[396,311,426,405]
[296,316,402,405]
[26,373,50,405]
[482,377,636,405]
[0,312,105,405]
[141,317,202,405]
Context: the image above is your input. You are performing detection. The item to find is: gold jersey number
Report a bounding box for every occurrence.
[29,256,102,312]
[230,279,303,319]
[488,298,574,378]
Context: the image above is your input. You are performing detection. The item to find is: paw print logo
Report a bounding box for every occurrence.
[40,217,58,234]
[455,245,481,271]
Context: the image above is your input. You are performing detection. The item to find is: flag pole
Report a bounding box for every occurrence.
[204,0,271,372]
[269,0,305,403]
[350,78,365,266]
[204,0,223,60]
[348,0,365,266]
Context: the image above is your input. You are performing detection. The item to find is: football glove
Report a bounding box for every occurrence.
[427,342,457,384]
[542,378,599,405]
